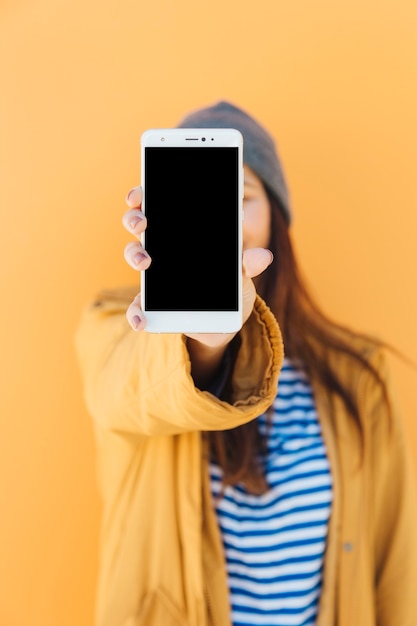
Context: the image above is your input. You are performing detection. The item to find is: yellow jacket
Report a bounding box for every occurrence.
[75,289,417,626]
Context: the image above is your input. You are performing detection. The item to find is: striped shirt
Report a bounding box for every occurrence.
[209,358,333,626]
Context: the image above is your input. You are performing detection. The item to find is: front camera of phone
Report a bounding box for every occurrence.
[201,137,206,142]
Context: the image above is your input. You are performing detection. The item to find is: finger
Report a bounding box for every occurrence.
[126,294,147,331]
[242,248,274,278]
[125,186,143,208]
[124,241,152,270]
[122,208,147,237]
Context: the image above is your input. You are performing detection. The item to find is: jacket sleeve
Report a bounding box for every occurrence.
[365,349,417,625]
[74,290,284,437]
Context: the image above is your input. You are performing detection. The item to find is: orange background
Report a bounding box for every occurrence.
[1,1,416,624]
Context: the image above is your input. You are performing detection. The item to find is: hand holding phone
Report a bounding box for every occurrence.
[123,188,274,340]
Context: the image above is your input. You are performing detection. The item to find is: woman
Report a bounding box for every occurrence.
[76,101,417,626]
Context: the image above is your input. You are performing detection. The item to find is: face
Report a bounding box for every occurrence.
[243,166,271,251]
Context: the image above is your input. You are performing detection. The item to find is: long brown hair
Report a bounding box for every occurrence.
[208,190,390,494]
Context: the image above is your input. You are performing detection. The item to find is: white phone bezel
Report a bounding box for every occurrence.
[140,127,244,333]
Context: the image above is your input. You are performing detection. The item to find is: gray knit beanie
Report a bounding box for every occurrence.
[178,100,291,224]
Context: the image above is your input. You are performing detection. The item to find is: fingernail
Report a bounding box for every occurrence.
[133,251,149,265]
[132,315,141,330]
[129,215,143,230]
[126,188,136,203]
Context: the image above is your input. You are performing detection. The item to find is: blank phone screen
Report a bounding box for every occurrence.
[144,146,239,311]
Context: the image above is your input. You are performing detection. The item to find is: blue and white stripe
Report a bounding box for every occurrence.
[209,358,333,626]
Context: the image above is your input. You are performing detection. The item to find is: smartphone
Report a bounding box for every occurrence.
[140,127,243,333]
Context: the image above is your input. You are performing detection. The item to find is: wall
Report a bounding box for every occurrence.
[1,0,416,624]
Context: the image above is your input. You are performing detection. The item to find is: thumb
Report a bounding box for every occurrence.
[243,248,274,278]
